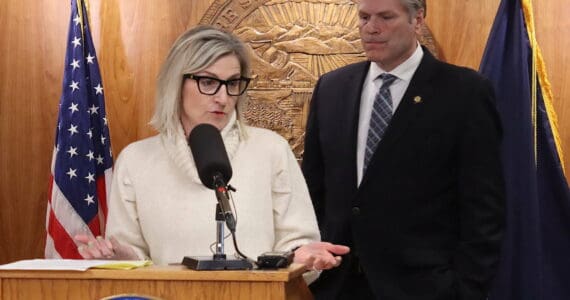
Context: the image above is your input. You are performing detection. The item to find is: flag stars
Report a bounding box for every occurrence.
[70,81,79,92]
[49,7,114,237]
[88,104,99,115]
[66,146,78,158]
[86,150,95,161]
[73,15,81,26]
[94,84,103,95]
[85,173,95,183]
[72,36,81,48]
[68,102,79,114]
[84,194,95,205]
[70,59,80,70]
[66,168,77,179]
[68,124,78,136]
[86,53,95,64]
[103,117,108,125]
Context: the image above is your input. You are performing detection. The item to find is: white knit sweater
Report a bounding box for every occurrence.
[105,117,320,265]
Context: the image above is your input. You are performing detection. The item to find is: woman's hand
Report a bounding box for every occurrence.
[74,234,138,260]
[294,242,350,271]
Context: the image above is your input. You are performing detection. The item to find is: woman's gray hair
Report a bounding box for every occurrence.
[150,25,251,136]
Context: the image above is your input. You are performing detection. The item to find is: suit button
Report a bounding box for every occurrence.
[352,207,360,215]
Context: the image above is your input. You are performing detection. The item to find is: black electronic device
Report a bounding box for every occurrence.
[182,256,253,270]
[256,251,294,269]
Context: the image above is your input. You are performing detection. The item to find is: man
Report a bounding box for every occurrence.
[302,0,505,299]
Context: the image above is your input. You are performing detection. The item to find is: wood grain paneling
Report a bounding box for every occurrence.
[0,0,68,264]
[426,0,500,67]
[0,0,568,265]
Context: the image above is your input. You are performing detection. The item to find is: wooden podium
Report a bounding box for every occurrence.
[0,263,313,300]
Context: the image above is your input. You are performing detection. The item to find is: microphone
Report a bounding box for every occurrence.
[188,123,236,232]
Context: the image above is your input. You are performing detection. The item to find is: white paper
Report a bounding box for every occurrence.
[0,259,148,271]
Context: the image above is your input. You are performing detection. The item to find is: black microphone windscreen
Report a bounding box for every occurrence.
[188,124,233,189]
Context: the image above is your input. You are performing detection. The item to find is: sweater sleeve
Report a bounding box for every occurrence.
[271,138,321,252]
[105,147,150,260]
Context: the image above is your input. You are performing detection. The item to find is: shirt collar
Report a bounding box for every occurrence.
[368,43,424,83]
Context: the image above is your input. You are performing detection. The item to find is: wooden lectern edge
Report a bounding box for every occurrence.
[0,263,308,282]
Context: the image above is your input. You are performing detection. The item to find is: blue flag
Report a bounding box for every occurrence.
[479,0,570,299]
[45,0,113,259]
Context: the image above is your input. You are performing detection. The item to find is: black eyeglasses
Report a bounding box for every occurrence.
[183,74,251,96]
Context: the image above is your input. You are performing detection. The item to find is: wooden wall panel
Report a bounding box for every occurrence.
[0,0,568,264]
[426,0,500,67]
[0,0,68,264]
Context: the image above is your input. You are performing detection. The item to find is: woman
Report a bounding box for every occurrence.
[75,25,349,272]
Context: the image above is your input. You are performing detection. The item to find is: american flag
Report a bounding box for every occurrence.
[45,0,113,259]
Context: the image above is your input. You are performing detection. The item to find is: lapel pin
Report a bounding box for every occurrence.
[413,96,422,104]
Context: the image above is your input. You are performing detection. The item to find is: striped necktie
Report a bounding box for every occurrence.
[364,73,397,171]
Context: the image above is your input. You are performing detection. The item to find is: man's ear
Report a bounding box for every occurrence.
[413,8,425,32]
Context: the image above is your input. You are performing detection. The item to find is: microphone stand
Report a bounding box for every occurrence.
[182,190,252,270]
[214,204,226,260]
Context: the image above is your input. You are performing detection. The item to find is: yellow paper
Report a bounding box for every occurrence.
[91,260,153,270]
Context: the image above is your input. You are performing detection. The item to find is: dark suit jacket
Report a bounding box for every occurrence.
[302,49,505,300]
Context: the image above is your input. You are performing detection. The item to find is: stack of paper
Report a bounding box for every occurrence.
[0,259,152,271]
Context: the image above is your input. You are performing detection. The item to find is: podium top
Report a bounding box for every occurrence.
[0,262,307,282]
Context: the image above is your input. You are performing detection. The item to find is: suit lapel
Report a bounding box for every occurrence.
[359,49,440,187]
[343,61,370,189]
